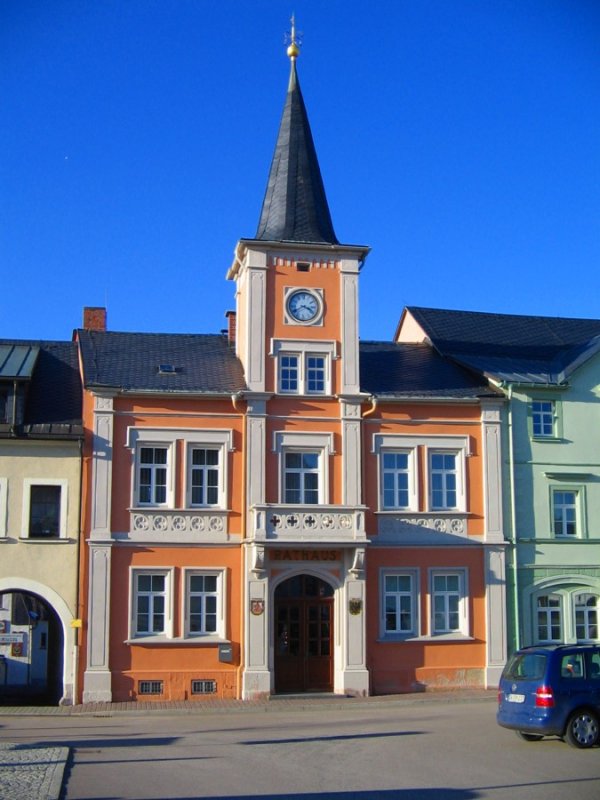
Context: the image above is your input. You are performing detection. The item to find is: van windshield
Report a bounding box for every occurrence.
[504,652,547,680]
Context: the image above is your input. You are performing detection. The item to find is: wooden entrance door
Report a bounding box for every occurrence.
[274,575,334,693]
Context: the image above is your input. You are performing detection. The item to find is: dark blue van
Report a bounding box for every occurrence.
[497,644,600,748]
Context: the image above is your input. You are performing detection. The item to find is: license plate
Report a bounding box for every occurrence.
[507,693,525,703]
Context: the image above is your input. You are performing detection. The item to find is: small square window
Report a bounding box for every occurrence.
[138,680,163,695]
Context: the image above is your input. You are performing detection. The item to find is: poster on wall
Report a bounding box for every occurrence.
[11,641,25,657]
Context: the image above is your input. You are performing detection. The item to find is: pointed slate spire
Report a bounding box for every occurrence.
[255,26,339,245]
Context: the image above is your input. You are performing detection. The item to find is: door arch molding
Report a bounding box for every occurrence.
[0,577,75,704]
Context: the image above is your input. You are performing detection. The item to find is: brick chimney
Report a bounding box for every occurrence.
[83,306,107,331]
[225,310,236,345]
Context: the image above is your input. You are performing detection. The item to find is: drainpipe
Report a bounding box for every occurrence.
[506,383,520,651]
[231,391,246,699]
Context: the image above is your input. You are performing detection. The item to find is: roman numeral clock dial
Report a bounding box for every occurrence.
[287,290,321,323]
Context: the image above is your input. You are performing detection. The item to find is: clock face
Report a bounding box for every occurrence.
[287,290,320,323]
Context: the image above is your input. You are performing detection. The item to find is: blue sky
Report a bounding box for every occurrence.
[2,0,600,342]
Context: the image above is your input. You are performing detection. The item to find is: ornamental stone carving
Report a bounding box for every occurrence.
[130,510,228,538]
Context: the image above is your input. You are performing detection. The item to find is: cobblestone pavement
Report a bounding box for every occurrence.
[0,742,68,800]
[0,689,495,798]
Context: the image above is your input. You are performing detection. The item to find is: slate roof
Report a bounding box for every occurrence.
[77,330,246,394]
[406,307,600,384]
[359,341,499,399]
[0,340,82,437]
[255,59,339,245]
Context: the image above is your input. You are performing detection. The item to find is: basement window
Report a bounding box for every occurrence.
[191,679,217,695]
[138,680,163,695]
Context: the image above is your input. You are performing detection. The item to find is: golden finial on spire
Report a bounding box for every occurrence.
[286,14,301,60]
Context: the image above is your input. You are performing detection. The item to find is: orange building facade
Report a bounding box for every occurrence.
[76,43,507,703]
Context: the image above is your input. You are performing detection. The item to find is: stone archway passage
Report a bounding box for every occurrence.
[274,575,334,693]
[0,591,64,705]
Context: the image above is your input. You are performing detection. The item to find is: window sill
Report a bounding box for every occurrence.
[126,635,229,646]
[18,536,73,543]
[378,633,473,643]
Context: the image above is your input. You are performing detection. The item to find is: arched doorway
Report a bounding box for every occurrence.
[274,575,334,694]
[0,591,64,705]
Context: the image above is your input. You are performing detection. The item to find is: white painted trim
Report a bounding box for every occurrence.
[21,478,68,539]
[0,576,76,704]
[181,567,227,638]
[129,566,175,640]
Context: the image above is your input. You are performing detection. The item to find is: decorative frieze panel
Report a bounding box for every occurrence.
[252,505,366,543]
[377,514,471,543]
[124,510,233,543]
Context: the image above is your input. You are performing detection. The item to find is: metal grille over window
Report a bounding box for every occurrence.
[191,679,217,695]
[138,680,163,695]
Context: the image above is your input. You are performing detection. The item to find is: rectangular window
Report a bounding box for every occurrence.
[429,452,457,510]
[29,485,61,538]
[431,570,467,635]
[284,451,320,504]
[306,356,326,393]
[133,572,170,636]
[381,452,411,509]
[552,490,578,537]
[532,400,555,438]
[278,353,329,395]
[138,446,168,506]
[188,574,218,634]
[280,355,299,393]
[191,679,217,695]
[536,594,562,642]
[190,448,220,507]
[383,572,417,636]
[138,680,163,695]
[575,594,599,642]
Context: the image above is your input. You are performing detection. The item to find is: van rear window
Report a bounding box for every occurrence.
[504,653,547,680]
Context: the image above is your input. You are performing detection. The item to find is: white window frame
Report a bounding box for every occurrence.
[428,450,462,511]
[574,593,600,643]
[535,593,563,643]
[271,339,336,396]
[21,478,68,539]
[429,568,469,637]
[182,568,226,639]
[274,431,333,505]
[136,444,172,507]
[551,486,581,538]
[381,569,419,638]
[0,478,7,538]
[129,567,174,639]
[529,397,562,440]
[378,448,418,511]
[127,427,233,510]
[372,435,468,513]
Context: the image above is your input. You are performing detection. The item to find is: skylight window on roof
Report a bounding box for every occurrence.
[157,365,179,375]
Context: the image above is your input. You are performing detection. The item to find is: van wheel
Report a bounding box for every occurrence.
[565,710,599,748]
[516,731,543,742]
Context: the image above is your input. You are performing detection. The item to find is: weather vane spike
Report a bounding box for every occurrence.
[286,13,301,60]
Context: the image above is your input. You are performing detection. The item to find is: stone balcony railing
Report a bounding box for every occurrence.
[124,509,232,543]
[251,505,367,543]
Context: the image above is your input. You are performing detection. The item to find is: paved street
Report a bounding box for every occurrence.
[1,695,599,799]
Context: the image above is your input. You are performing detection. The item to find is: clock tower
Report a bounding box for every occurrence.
[228,24,371,698]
